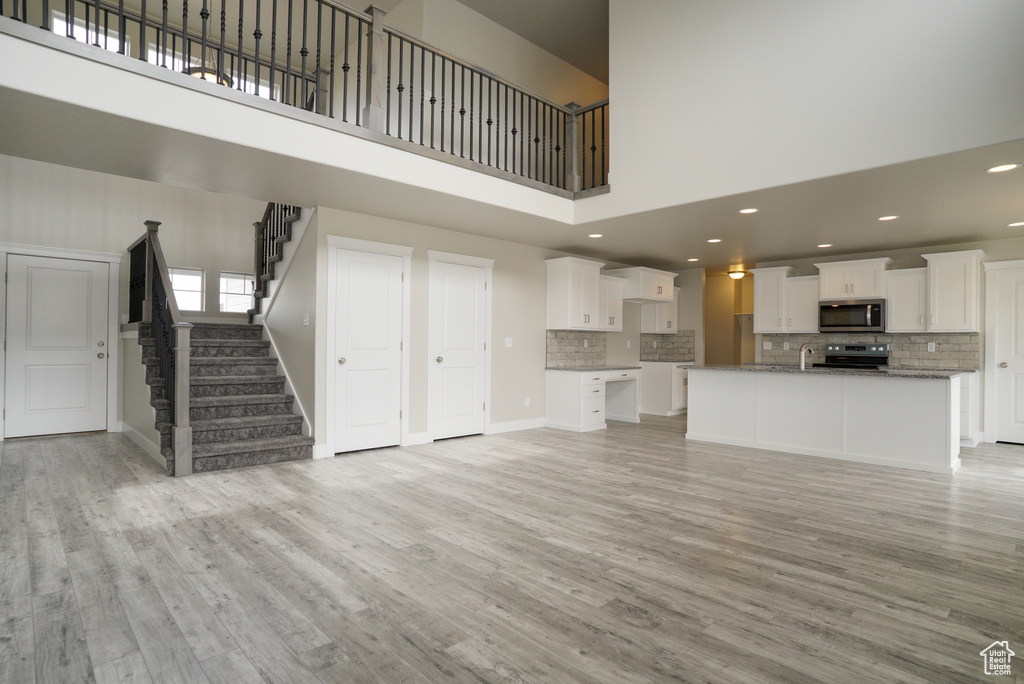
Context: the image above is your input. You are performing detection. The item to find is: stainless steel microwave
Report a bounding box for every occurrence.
[819,299,885,332]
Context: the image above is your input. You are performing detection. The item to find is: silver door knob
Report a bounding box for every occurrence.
[337,357,346,365]
[97,341,105,347]
[1000,362,1009,368]
[97,353,105,359]
[436,356,444,363]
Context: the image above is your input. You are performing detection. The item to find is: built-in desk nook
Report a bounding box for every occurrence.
[546,367,641,432]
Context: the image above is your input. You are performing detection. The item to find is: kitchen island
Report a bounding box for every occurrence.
[686,365,967,474]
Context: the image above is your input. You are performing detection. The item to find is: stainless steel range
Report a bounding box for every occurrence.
[812,343,889,370]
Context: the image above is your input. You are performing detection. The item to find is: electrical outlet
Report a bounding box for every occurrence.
[763,340,773,351]
[626,340,630,348]
[504,337,512,347]
[584,339,588,348]
[524,397,530,407]
[927,342,936,352]
[783,341,790,351]
[653,340,657,348]
[302,313,310,327]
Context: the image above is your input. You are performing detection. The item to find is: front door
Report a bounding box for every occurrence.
[331,248,403,453]
[994,267,1024,443]
[5,254,109,438]
[430,259,487,440]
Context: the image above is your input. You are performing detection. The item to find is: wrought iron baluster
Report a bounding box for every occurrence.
[459,65,465,158]
[313,0,322,111]
[218,0,227,85]
[486,77,493,168]
[590,108,597,189]
[284,0,292,104]
[419,46,425,144]
[408,40,415,142]
[252,0,261,95]
[397,37,406,139]
[269,0,277,97]
[468,69,474,161]
[387,33,393,136]
[355,16,363,126]
[511,90,518,175]
[429,52,436,149]
[328,8,335,117]
[341,13,349,121]
[440,55,447,152]
[503,84,509,172]
[300,0,308,104]
[117,0,125,54]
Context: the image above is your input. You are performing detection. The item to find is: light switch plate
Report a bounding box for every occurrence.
[783,342,790,351]
[763,341,772,350]
[584,339,588,348]
[302,313,310,327]
[504,337,512,347]
[927,342,936,352]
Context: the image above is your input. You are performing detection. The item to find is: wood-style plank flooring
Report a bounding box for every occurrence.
[1,417,1023,683]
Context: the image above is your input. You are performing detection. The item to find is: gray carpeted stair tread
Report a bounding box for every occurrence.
[192,435,314,458]
[190,375,284,385]
[191,414,302,430]
[153,393,293,409]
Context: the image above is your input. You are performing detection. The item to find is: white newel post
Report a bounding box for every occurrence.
[363,5,387,133]
[565,102,582,193]
[173,321,194,476]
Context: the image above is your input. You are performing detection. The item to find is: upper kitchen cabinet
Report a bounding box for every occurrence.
[785,276,819,333]
[599,275,625,332]
[603,267,676,302]
[922,250,984,332]
[640,287,679,334]
[751,267,792,333]
[815,258,893,300]
[547,257,604,330]
[886,268,927,332]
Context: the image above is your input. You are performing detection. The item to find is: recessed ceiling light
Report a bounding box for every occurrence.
[687,258,699,262]
[1009,222,1024,227]
[817,244,832,248]
[878,215,899,221]
[588,233,602,238]
[986,164,1020,173]
[739,208,758,214]
[707,238,722,243]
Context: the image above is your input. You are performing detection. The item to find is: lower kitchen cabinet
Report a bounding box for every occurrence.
[640,362,691,416]
[546,369,640,431]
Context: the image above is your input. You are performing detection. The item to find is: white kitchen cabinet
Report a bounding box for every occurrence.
[603,267,676,302]
[640,362,690,416]
[599,275,624,332]
[640,287,679,334]
[546,257,604,330]
[923,250,983,332]
[547,369,640,431]
[960,371,979,447]
[751,267,791,333]
[785,276,819,332]
[886,268,927,332]
[815,258,892,300]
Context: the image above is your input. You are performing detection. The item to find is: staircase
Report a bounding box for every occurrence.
[139,321,313,475]
[248,204,300,323]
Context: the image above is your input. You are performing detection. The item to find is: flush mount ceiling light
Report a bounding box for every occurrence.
[739,208,758,214]
[707,238,722,243]
[986,164,1021,173]
[588,233,603,238]
[728,270,746,279]
[817,244,832,248]
[1009,222,1024,227]
[878,215,900,221]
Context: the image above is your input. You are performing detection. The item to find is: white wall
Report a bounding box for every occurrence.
[674,268,705,366]
[593,0,1024,220]
[313,205,555,448]
[415,0,608,106]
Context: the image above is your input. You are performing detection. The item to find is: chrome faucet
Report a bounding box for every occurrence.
[799,344,815,370]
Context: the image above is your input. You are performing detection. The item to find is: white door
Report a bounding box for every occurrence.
[430,260,487,440]
[993,268,1024,443]
[5,255,109,438]
[332,249,403,453]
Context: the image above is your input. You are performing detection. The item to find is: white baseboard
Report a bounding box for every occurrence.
[122,424,164,467]
[312,444,330,459]
[403,432,432,446]
[485,417,547,435]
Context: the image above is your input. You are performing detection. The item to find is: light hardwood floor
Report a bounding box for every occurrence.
[1,417,1022,683]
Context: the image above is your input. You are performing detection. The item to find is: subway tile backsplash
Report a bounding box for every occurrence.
[761,333,980,369]
[546,330,607,368]
[640,331,696,362]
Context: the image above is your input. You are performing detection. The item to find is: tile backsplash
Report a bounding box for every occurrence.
[546,330,607,368]
[640,331,696,362]
[761,333,980,369]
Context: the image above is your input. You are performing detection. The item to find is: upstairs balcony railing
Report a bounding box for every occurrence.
[2,0,609,192]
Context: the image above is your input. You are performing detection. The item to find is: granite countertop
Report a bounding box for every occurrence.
[545,366,642,372]
[640,360,695,364]
[692,364,973,380]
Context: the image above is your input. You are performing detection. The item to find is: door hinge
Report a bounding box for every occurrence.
[399,410,403,419]
[401,272,404,283]
[400,341,403,351]
[484,281,487,290]
[483,402,486,411]
[483,342,486,351]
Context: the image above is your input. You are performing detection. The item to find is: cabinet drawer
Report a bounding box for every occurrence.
[581,396,605,426]
[581,373,606,386]
[604,369,639,381]
[582,384,606,398]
